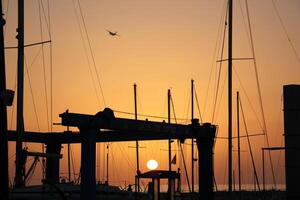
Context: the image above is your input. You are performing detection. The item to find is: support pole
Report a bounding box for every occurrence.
[196,124,216,200]
[191,79,195,193]
[168,89,172,197]
[45,142,61,184]
[80,128,96,200]
[15,0,25,187]
[68,126,71,183]
[106,144,109,184]
[237,91,241,191]
[134,83,140,192]
[262,149,265,191]
[228,0,233,193]
[0,0,9,197]
[68,143,71,182]
[168,89,171,172]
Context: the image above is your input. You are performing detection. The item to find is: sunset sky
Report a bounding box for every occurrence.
[3,0,300,189]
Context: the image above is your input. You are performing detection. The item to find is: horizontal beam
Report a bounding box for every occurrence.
[7,124,215,144]
[59,108,215,138]
[262,147,285,151]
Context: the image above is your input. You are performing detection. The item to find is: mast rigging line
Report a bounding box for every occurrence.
[74,0,106,107]
[71,0,102,108]
[113,109,188,122]
[24,56,41,132]
[244,0,276,188]
[194,85,203,123]
[271,0,300,66]
[4,40,52,49]
[239,95,260,191]
[211,2,228,123]
[202,0,228,121]
[170,95,192,194]
[216,57,254,62]
[38,0,50,132]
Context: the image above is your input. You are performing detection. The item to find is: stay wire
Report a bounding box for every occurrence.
[24,56,41,132]
[170,96,192,194]
[239,95,260,191]
[212,4,228,123]
[38,0,50,132]
[245,0,277,188]
[76,0,106,107]
[194,85,203,123]
[71,0,102,108]
[271,0,300,66]
[203,0,228,120]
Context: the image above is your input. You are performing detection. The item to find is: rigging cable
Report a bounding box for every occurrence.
[194,85,203,123]
[38,0,50,132]
[170,95,192,193]
[245,0,277,188]
[24,56,41,132]
[271,0,300,66]
[71,0,102,108]
[239,95,260,191]
[75,0,106,107]
[46,0,53,133]
[211,5,228,123]
[203,0,228,121]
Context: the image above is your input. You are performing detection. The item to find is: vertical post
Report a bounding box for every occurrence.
[262,149,265,191]
[68,125,71,183]
[168,89,172,197]
[15,0,25,187]
[45,142,61,184]
[228,0,233,193]
[284,85,300,200]
[233,170,235,191]
[0,0,9,197]
[237,91,241,191]
[80,128,96,200]
[133,83,140,192]
[253,169,256,191]
[106,144,109,184]
[168,89,171,172]
[196,124,216,200]
[191,79,195,193]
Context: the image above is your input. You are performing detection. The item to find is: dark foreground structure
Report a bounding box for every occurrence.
[8,108,217,200]
[284,85,300,200]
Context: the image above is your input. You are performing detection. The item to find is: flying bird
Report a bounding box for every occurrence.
[106,30,120,37]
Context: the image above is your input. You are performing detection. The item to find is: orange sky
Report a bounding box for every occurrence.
[3,0,300,189]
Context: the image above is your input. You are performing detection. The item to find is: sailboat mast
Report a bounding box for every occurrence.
[15,0,25,187]
[133,83,140,192]
[191,79,194,193]
[237,91,241,191]
[0,0,9,197]
[228,0,233,193]
[168,89,171,172]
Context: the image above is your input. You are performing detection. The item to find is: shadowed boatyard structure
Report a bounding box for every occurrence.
[8,108,217,200]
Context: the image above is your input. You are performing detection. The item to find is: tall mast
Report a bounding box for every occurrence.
[228,0,233,193]
[134,83,140,192]
[167,89,172,196]
[0,0,9,197]
[191,79,195,193]
[168,89,171,172]
[237,91,241,191]
[106,144,109,184]
[15,0,25,187]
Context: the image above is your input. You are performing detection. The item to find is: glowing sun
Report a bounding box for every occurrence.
[147,159,158,170]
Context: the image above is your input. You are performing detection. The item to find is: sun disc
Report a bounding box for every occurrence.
[147,159,158,170]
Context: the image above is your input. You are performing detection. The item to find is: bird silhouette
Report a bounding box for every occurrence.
[106,30,120,37]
